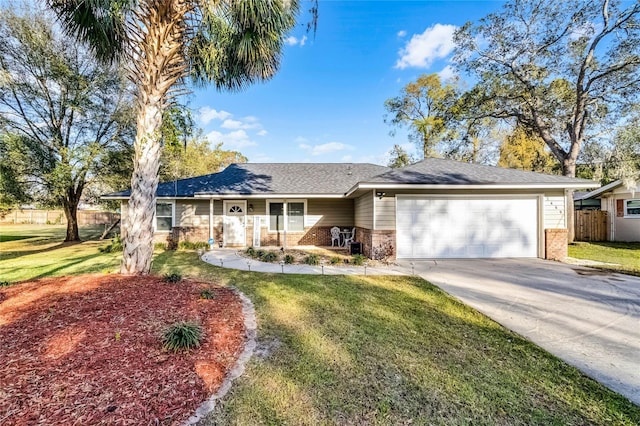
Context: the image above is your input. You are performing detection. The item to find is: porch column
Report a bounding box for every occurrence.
[209,199,214,242]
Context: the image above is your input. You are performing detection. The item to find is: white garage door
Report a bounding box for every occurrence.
[396,196,538,259]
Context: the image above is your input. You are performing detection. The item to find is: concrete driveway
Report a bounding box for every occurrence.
[398,258,640,405]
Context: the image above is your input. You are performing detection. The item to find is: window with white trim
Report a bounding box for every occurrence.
[625,199,640,217]
[267,200,306,232]
[156,202,173,231]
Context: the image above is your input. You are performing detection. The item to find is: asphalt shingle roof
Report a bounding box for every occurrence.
[364,158,596,185]
[104,158,597,199]
[105,163,390,198]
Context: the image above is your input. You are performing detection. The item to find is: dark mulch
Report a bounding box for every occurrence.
[0,274,245,425]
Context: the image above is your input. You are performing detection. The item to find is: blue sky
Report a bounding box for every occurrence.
[190,1,504,165]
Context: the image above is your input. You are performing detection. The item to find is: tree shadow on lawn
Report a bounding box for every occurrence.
[0,242,79,262]
[205,271,640,425]
[1,250,116,283]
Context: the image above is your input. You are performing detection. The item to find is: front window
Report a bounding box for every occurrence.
[269,202,284,231]
[287,202,304,232]
[156,202,173,231]
[268,201,305,232]
[625,200,640,217]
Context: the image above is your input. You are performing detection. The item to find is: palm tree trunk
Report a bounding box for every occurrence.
[120,0,190,275]
[121,100,163,274]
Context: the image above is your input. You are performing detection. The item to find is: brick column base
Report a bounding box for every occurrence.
[545,228,568,260]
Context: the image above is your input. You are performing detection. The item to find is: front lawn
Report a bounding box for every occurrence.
[155,252,640,425]
[568,241,640,275]
[0,224,120,282]
[2,227,639,424]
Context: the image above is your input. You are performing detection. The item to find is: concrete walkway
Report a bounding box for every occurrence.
[201,248,406,276]
[401,258,640,405]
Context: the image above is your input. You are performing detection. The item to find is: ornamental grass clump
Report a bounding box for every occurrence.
[162,321,202,352]
[163,273,182,283]
[260,251,279,263]
[304,254,319,265]
[200,287,216,300]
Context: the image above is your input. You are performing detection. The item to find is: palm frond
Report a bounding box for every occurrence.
[188,0,299,91]
[45,0,132,63]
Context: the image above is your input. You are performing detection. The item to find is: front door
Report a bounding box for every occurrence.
[223,201,246,246]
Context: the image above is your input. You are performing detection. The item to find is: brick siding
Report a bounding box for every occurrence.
[545,228,568,260]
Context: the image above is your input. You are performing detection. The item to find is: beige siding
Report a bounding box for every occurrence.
[602,186,640,241]
[543,193,566,229]
[307,199,353,227]
[355,192,373,229]
[176,200,209,227]
[374,196,395,230]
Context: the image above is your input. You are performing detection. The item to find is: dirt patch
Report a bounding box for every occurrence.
[0,274,246,425]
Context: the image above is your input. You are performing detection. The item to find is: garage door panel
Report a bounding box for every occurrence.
[396,196,538,259]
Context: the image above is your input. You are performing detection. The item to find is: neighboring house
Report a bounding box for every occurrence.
[103,158,595,260]
[576,180,640,242]
[573,191,601,211]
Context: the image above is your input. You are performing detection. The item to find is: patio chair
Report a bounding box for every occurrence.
[330,226,341,247]
[343,227,356,247]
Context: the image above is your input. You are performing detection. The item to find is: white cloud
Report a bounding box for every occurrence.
[198,106,231,125]
[221,118,262,130]
[395,24,457,69]
[220,119,244,129]
[206,129,257,149]
[285,35,307,47]
[294,136,309,143]
[437,64,456,82]
[257,130,268,136]
[397,30,407,38]
[299,141,354,156]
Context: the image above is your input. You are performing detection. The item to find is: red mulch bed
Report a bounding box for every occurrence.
[0,274,246,425]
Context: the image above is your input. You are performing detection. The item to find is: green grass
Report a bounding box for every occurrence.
[0,224,121,282]
[569,242,640,275]
[2,226,639,424]
[153,252,640,425]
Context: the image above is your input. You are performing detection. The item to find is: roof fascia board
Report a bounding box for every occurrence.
[193,193,344,199]
[350,182,597,193]
[580,180,622,199]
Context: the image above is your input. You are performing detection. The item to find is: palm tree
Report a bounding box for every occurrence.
[46,0,302,274]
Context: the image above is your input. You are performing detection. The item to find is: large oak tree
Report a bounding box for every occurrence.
[454,0,640,178]
[0,7,133,241]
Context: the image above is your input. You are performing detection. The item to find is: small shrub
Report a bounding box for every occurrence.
[351,254,367,266]
[0,281,11,287]
[255,249,265,259]
[304,254,319,265]
[154,242,168,250]
[260,251,279,263]
[178,241,209,250]
[200,288,216,300]
[99,235,123,253]
[284,254,295,264]
[162,321,202,352]
[246,246,256,256]
[163,272,182,283]
[329,256,342,265]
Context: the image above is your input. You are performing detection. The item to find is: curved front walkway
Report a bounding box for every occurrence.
[201,248,406,276]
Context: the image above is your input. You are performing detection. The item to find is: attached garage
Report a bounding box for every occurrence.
[396,196,539,259]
